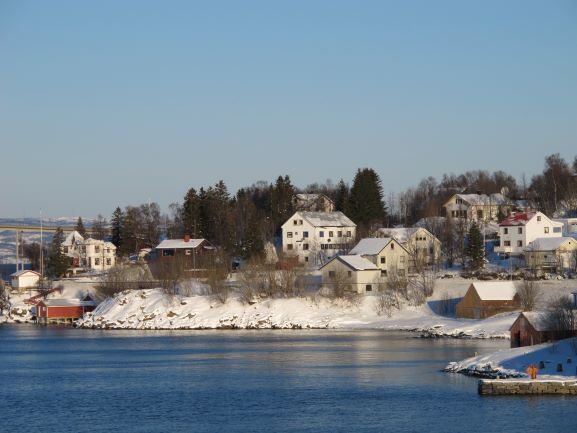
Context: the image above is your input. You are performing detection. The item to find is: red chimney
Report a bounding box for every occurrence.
[184,234,190,242]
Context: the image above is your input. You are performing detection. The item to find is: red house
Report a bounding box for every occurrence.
[510,311,576,348]
[36,296,97,325]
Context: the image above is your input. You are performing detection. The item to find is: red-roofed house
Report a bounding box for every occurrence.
[494,211,563,257]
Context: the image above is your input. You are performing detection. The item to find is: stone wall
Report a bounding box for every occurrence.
[479,379,577,395]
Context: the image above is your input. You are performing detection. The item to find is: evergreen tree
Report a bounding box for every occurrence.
[465,221,484,270]
[182,187,202,238]
[347,168,387,232]
[270,175,295,229]
[75,216,87,238]
[45,227,70,278]
[334,179,349,212]
[111,207,124,252]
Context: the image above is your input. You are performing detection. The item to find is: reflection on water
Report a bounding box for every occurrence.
[0,326,575,433]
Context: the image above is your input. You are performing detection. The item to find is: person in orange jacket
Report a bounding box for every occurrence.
[526,363,538,379]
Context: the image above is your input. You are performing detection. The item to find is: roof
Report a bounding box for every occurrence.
[295,193,333,203]
[499,211,536,226]
[525,237,576,252]
[11,270,41,278]
[451,193,510,206]
[377,227,419,243]
[320,255,379,271]
[518,311,554,332]
[295,211,356,227]
[38,299,97,307]
[156,239,210,249]
[349,238,393,255]
[62,230,84,246]
[470,281,517,301]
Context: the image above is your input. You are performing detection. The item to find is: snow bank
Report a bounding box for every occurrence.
[445,337,577,379]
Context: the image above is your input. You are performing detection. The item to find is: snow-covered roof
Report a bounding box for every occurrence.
[63,230,84,246]
[295,193,333,203]
[456,193,510,206]
[39,299,96,307]
[156,239,210,249]
[525,237,576,252]
[297,211,356,227]
[470,281,517,301]
[11,269,41,278]
[376,228,419,243]
[349,238,393,255]
[518,311,554,332]
[336,255,379,271]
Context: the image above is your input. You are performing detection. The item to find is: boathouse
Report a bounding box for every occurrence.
[36,296,97,325]
[510,311,576,348]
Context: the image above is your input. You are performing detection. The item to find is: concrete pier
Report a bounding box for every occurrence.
[478,379,577,395]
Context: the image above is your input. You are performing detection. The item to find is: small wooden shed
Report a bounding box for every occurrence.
[510,311,575,348]
[11,270,41,290]
[455,281,520,319]
[36,296,97,325]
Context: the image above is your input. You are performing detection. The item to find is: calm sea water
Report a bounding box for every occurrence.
[1,325,575,433]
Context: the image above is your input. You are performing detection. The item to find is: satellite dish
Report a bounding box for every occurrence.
[500,186,509,197]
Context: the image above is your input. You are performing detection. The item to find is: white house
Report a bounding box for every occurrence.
[281,211,356,266]
[442,193,512,222]
[494,211,563,256]
[62,230,117,272]
[375,227,441,269]
[293,193,335,212]
[524,237,577,273]
[349,237,410,278]
[553,218,577,238]
[11,270,41,290]
[320,255,380,294]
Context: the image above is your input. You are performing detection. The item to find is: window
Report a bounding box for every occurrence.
[537,216,541,221]
[287,232,293,238]
[338,231,342,237]
[477,210,483,219]
[380,257,386,264]
[328,271,336,278]
[304,257,309,262]
[329,231,334,237]
[365,285,372,292]
[95,258,100,265]
[63,246,68,253]
[347,270,352,277]
[391,243,394,250]
[398,269,406,276]
[381,270,387,276]
[287,244,293,250]
[544,227,549,234]
[504,241,511,247]
[185,249,191,255]
[163,249,175,256]
[95,246,100,253]
[518,227,523,234]
[303,244,309,250]
[81,246,86,253]
[106,258,111,265]
[319,231,324,238]
[517,240,523,247]
[303,231,309,238]
[503,228,508,235]
[346,231,352,237]
[293,220,298,225]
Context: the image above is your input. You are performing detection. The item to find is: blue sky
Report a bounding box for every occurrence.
[1,0,576,219]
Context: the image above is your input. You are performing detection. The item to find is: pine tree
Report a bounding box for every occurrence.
[465,221,484,270]
[111,207,124,252]
[75,216,87,238]
[334,179,349,212]
[182,187,202,238]
[45,227,70,278]
[347,168,387,233]
[270,175,295,229]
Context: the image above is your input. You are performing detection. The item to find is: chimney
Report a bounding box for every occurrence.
[184,234,190,243]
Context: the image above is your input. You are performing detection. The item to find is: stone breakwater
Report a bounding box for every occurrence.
[478,379,577,395]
